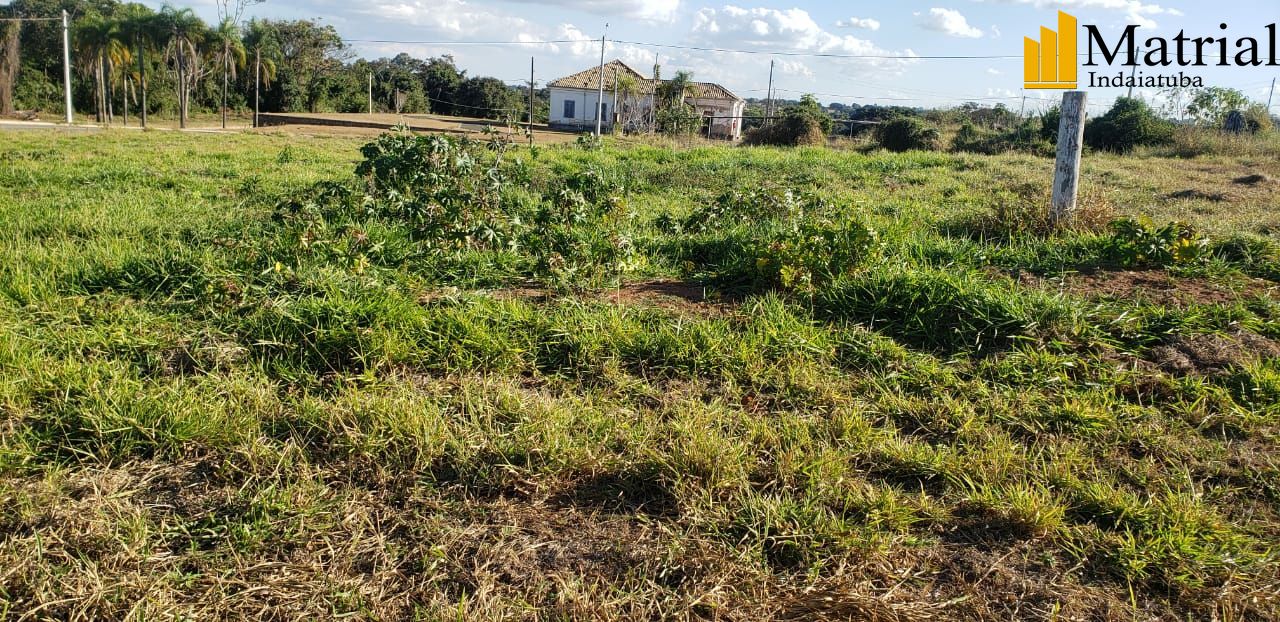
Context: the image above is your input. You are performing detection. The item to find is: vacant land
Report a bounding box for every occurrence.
[1,128,1278,620]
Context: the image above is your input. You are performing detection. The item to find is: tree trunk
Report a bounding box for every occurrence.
[96,56,105,123]
[221,40,228,129]
[107,66,115,125]
[123,76,128,126]
[137,38,147,128]
[254,48,259,128]
[177,41,186,129]
[0,20,20,116]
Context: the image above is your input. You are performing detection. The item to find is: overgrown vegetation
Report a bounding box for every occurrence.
[1,129,1279,620]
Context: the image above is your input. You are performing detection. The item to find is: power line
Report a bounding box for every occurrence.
[346,38,594,46]
[611,39,1015,60]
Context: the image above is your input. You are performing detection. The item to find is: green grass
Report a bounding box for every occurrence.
[1,127,1278,620]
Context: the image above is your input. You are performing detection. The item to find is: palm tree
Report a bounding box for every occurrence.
[211,17,245,128]
[118,4,158,128]
[159,4,207,129]
[75,14,130,124]
[657,70,693,109]
[243,20,279,127]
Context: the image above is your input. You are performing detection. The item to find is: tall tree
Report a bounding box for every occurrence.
[215,0,261,127]
[158,4,206,128]
[117,3,156,127]
[75,13,129,123]
[419,55,463,115]
[0,16,19,116]
[211,17,244,127]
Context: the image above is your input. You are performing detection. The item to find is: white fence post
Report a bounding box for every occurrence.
[1050,91,1087,225]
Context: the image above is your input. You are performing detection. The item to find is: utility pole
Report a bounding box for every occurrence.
[595,24,608,137]
[62,9,72,125]
[368,72,373,115]
[1126,47,1141,99]
[528,57,535,145]
[1268,77,1276,112]
[1020,89,1027,118]
[765,59,775,125]
[650,54,658,135]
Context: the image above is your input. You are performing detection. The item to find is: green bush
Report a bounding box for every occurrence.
[1104,218,1209,267]
[1084,98,1174,153]
[1040,106,1061,143]
[751,221,878,293]
[875,117,941,152]
[1244,104,1273,134]
[742,112,826,147]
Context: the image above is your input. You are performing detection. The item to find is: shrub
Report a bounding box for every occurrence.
[1244,104,1273,134]
[750,221,878,293]
[742,113,826,147]
[875,117,941,152]
[682,188,826,233]
[1104,218,1209,267]
[1039,106,1061,143]
[1084,97,1173,153]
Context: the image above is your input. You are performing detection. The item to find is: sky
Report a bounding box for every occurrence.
[151,0,1280,112]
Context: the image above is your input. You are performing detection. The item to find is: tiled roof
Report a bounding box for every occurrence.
[547,60,651,90]
[687,82,741,102]
[548,59,743,102]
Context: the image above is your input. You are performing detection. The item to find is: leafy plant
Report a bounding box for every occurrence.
[751,221,878,293]
[1084,98,1173,153]
[875,117,941,152]
[1105,218,1209,266]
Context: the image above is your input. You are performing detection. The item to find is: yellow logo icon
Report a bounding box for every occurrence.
[1024,11,1077,89]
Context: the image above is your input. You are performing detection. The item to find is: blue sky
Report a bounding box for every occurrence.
[167,0,1277,112]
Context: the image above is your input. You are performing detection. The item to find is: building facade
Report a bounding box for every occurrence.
[547,60,745,139]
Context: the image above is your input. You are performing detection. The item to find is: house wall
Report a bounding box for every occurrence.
[548,88,616,131]
[688,97,746,140]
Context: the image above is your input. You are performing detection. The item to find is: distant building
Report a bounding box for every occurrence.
[546,59,746,139]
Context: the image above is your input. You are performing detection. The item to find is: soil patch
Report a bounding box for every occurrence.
[1019,269,1277,307]
[1148,330,1280,375]
[425,279,731,316]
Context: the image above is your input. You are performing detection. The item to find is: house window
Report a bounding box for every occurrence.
[599,103,607,121]
[563,100,575,119]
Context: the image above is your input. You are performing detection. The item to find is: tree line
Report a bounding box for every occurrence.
[0,0,532,124]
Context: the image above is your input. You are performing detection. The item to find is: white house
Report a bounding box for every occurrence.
[547,59,746,140]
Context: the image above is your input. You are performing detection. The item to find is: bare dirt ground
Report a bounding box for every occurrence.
[1021,269,1278,307]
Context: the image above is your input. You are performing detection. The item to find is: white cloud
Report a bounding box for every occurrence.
[356,0,536,38]
[501,0,680,22]
[914,8,983,38]
[835,17,881,31]
[690,6,917,74]
[975,0,1181,29]
[986,67,1002,75]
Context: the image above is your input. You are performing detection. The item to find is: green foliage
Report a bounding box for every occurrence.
[4,129,1280,620]
[1185,87,1251,127]
[875,116,941,152]
[1243,103,1273,134]
[751,221,877,293]
[1039,106,1060,143]
[1104,218,1209,267]
[741,112,826,147]
[1084,97,1174,153]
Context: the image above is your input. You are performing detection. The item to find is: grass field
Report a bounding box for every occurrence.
[1,127,1279,620]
